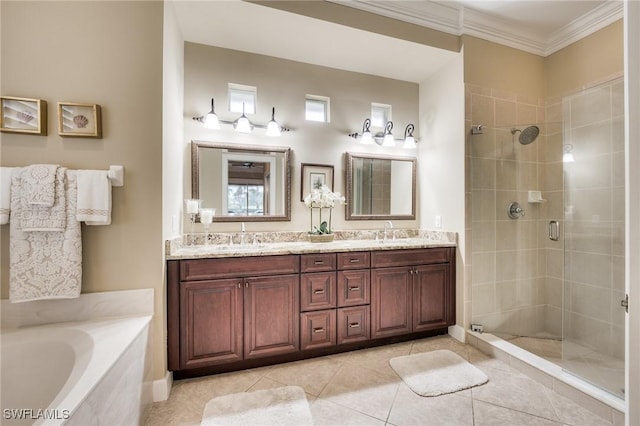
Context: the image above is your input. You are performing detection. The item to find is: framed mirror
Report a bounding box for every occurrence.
[345,152,416,220]
[191,141,291,222]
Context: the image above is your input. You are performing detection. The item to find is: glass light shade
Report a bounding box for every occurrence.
[234,116,253,133]
[403,136,416,149]
[563,152,575,163]
[203,113,220,130]
[382,133,395,147]
[199,208,215,224]
[360,131,373,145]
[266,120,281,137]
[184,199,202,215]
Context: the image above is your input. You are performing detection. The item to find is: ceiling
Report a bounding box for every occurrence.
[171,0,623,83]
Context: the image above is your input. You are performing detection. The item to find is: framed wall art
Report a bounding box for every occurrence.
[301,163,334,201]
[0,96,47,135]
[58,102,102,138]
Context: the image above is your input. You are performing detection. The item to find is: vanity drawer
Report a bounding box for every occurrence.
[180,255,299,281]
[300,253,336,272]
[371,248,451,268]
[300,272,336,311]
[300,310,336,350]
[337,252,370,270]
[337,306,370,345]
[337,270,370,307]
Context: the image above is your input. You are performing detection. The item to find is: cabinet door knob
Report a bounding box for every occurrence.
[348,286,360,291]
[237,282,242,288]
[313,289,325,294]
[245,282,249,288]
[348,322,360,328]
[313,327,325,333]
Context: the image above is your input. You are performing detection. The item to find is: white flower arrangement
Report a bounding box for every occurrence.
[303,185,346,234]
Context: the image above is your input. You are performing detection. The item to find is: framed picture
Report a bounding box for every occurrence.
[58,102,102,138]
[301,163,334,201]
[0,96,47,135]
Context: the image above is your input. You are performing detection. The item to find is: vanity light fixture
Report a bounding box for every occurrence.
[349,118,417,149]
[192,98,291,136]
[563,144,575,163]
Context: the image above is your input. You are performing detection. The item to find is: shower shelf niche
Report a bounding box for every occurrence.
[527,190,546,203]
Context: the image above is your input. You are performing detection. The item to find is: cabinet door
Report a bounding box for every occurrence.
[412,264,451,332]
[300,310,336,350]
[337,270,370,307]
[337,305,370,345]
[244,274,300,359]
[180,279,243,369]
[371,267,412,338]
[300,272,336,311]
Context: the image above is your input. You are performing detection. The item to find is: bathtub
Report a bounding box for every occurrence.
[1,315,152,426]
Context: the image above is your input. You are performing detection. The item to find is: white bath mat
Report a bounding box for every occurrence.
[201,385,313,426]
[390,349,488,397]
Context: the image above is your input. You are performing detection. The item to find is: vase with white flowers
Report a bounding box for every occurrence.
[303,184,346,242]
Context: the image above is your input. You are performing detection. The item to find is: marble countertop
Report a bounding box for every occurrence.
[166,237,456,260]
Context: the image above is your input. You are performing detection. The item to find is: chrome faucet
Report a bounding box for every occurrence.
[384,221,393,242]
[239,222,247,246]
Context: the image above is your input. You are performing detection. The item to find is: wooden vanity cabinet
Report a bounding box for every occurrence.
[169,255,300,371]
[371,248,455,339]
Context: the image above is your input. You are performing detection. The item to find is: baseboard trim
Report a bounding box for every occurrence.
[448,324,466,343]
[152,371,173,402]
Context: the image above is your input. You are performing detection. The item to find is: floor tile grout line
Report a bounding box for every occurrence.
[384,379,402,425]
[314,359,346,399]
[471,397,570,425]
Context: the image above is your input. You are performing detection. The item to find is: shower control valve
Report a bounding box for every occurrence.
[507,202,525,219]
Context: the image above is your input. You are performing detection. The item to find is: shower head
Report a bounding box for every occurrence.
[511,125,540,145]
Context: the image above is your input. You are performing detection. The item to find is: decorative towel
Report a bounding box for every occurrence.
[76,170,112,225]
[18,166,66,231]
[1,167,18,225]
[23,164,59,206]
[10,169,82,303]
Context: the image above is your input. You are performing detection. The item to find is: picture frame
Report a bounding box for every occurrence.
[0,96,47,135]
[301,163,334,201]
[58,102,102,138]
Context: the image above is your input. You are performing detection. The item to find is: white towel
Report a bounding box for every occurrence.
[23,164,59,206]
[19,166,66,231]
[1,167,18,225]
[76,170,112,225]
[10,169,82,303]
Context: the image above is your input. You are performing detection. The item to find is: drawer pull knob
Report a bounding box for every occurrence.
[348,323,360,328]
[313,327,325,333]
[348,287,360,291]
[349,259,360,263]
[314,260,324,265]
[237,282,242,288]
[313,289,325,294]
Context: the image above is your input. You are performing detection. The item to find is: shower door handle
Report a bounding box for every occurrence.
[548,221,560,241]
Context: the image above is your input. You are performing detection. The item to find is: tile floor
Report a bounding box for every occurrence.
[145,335,614,425]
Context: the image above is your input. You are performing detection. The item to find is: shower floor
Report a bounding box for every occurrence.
[495,333,625,399]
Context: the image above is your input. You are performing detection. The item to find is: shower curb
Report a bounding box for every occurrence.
[466,330,625,425]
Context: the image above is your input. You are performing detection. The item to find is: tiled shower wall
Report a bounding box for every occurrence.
[466,84,550,336]
[562,77,625,359]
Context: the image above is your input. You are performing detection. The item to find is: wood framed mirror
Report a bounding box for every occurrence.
[345,152,416,220]
[191,141,291,222]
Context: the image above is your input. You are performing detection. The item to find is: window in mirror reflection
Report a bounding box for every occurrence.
[227,184,264,216]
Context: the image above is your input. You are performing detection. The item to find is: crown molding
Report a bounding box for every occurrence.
[327,0,623,57]
[545,1,624,56]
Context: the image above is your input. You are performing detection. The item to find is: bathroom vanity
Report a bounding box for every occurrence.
[166,239,456,378]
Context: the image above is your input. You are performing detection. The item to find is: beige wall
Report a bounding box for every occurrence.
[546,20,624,99]
[0,1,166,380]
[183,42,421,233]
[462,35,546,101]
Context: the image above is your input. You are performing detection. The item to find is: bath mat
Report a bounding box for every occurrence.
[390,349,488,397]
[201,385,313,426]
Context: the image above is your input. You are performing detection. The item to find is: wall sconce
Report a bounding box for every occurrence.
[563,144,575,163]
[193,98,291,136]
[349,118,417,149]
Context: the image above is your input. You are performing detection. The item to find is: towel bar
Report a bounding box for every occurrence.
[107,165,124,187]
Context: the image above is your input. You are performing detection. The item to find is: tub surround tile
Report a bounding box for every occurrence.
[0,288,154,329]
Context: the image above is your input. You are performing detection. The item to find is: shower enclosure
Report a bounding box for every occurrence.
[468,76,625,399]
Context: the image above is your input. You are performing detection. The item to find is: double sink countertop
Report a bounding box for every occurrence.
[166,230,457,260]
